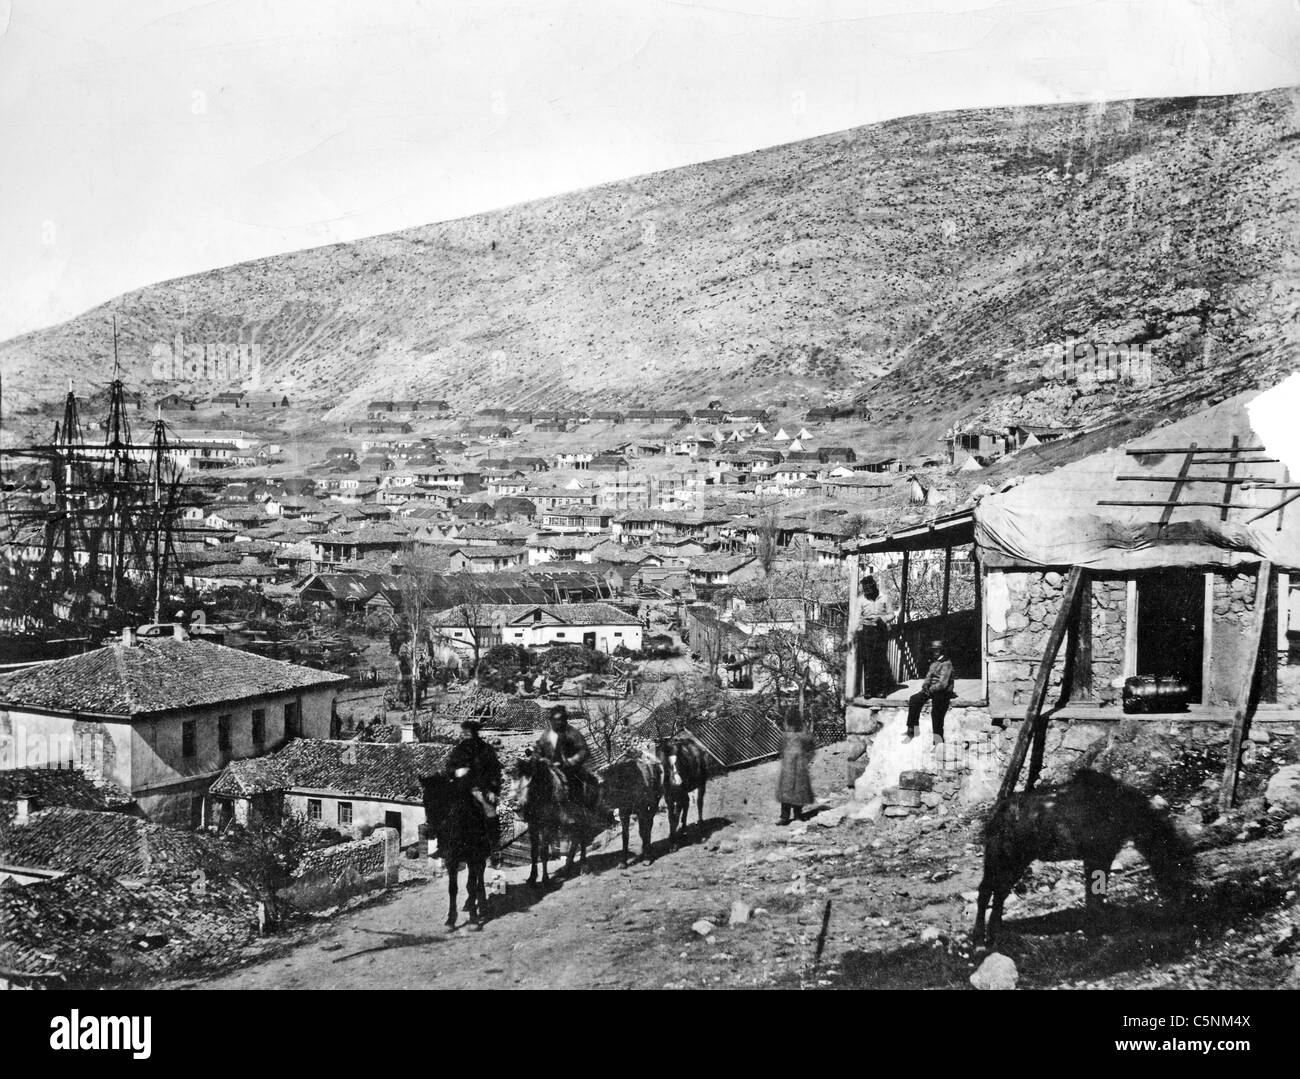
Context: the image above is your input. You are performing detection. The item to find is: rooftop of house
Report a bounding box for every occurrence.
[430,601,641,628]
[688,552,758,573]
[0,639,347,718]
[0,807,222,878]
[209,739,453,802]
[0,768,133,811]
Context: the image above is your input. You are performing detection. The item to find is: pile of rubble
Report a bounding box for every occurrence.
[880,769,961,818]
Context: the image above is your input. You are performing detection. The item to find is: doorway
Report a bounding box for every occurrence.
[1136,569,1204,702]
[582,631,597,649]
[385,811,403,840]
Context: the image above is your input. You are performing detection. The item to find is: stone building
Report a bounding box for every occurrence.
[842,389,1300,817]
[0,634,347,826]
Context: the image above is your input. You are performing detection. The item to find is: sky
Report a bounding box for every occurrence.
[1,0,1298,342]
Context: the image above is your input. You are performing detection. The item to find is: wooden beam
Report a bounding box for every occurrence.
[999,566,1086,800]
[1113,475,1261,484]
[1159,445,1197,530]
[1221,435,1240,523]
[1247,490,1300,524]
[1096,500,1249,509]
[1219,560,1272,812]
[1126,445,1264,455]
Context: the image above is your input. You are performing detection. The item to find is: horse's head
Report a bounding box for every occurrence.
[654,737,684,789]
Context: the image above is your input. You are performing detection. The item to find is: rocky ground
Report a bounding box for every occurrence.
[160,737,1300,992]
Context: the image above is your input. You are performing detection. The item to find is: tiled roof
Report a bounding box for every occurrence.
[0,768,133,811]
[0,807,223,878]
[430,601,640,628]
[213,739,453,802]
[0,639,347,717]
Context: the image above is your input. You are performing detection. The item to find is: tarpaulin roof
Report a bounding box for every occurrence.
[974,388,1300,571]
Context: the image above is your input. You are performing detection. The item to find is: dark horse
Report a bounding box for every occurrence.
[974,769,1195,946]
[420,773,495,929]
[511,755,593,886]
[655,736,708,848]
[600,752,663,866]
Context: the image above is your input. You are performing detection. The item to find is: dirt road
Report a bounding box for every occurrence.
[174,741,1300,991]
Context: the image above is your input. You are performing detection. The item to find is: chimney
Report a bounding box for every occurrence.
[14,797,30,823]
[121,626,136,647]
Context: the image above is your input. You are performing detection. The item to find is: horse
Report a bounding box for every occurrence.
[510,754,593,886]
[655,736,708,848]
[974,769,1196,946]
[599,752,664,866]
[419,773,496,929]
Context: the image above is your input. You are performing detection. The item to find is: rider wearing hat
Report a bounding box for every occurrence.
[533,704,599,809]
[446,717,503,811]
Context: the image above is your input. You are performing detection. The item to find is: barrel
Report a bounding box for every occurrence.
[1122,675,1192,714]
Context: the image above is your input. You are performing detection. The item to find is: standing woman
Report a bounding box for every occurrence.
[776,710,816,825]
[856,575,897,698]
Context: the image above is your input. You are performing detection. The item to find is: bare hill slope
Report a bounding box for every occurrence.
[2,87,1298,456]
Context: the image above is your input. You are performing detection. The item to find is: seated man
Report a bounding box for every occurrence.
[533,704,600,811]
[904,639,955,745]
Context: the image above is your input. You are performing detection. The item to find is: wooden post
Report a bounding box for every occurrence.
[999,567,1085,800]
[843,553,861,704]
[1219,560,1272,812]
[940,545,952,620]
[1068,575,1093,701]
[896,549,911,682]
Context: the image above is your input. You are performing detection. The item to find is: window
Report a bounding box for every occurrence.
[307,798,322,821]
[555,631,566,638]
[614,632,623,638]
[217,714,232,760]
[251,709,265,746]
[181,720,196,758]
[338,801,353,826]
[284,700,302,739]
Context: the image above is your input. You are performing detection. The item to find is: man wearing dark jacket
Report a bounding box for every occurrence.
[446,719,503,804]
[534,705,598,808]
[905,640,956,745]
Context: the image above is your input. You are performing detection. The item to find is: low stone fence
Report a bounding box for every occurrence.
[279,827,400,911]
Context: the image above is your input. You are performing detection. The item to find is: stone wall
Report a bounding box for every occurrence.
[280,827,399,911]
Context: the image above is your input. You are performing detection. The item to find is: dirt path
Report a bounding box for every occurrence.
[172,742,1300,991]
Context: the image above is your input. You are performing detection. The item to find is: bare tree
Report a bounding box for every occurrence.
[755,506,781,575]
[574,689,651,767]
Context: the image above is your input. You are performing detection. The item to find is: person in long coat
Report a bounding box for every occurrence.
[776,711,816,825]
[856,575,896,698]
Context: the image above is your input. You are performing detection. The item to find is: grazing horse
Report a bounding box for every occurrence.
[655,736,708,848]
[511,754,591,886]
[600,752,664,865]
[974,769,1195,946]
[420,773,496,929]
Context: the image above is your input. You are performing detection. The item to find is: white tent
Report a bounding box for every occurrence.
[773,428,790,441]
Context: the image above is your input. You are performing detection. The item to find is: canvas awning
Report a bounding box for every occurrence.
[849,510,976,554]
[974,388,1300,571]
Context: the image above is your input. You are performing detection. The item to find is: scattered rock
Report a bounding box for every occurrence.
[970,952,1018,990]
[1265,765,1300,816]
[814,806,848,828]
[691,920,715,937]
[920,926,942,943]
[728,901,752,926]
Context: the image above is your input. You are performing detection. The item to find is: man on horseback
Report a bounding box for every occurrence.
[534,705,600,812]
[446,718,503,819]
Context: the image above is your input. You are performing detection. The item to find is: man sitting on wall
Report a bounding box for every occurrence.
[904,639,955,746]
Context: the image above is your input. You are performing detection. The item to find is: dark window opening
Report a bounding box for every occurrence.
[181,720,196,759]
[251,709,266,746]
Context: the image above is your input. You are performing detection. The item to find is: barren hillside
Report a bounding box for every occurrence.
[2,87,1298,457]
